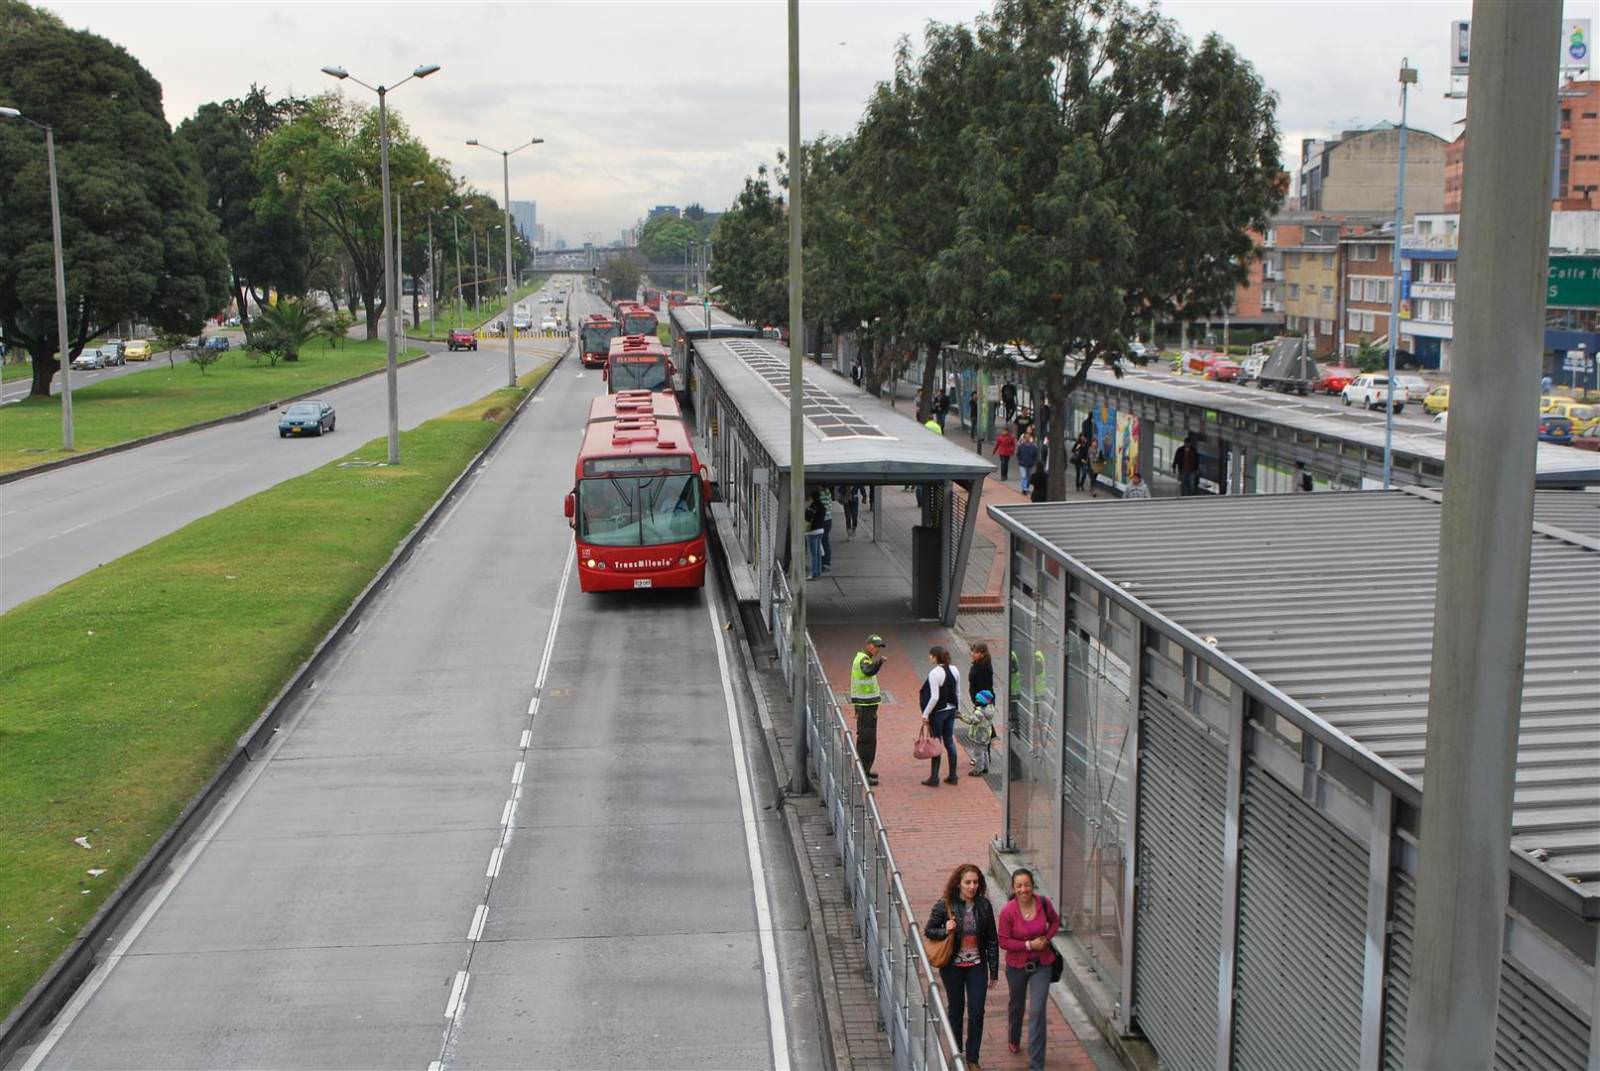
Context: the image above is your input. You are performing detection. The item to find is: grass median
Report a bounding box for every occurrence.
[0,337,426,476]
[0,358,556,1018]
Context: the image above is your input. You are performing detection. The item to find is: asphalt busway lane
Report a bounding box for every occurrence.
[0,287,574,614]
[12,288,821,1070]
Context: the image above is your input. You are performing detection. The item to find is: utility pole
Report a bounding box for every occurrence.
[1383,59,1416,488]
[786,0,809,795]
[452,213,464,329]
[1404,3,1561,1067]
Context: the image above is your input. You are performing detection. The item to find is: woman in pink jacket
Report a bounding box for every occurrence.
[996,868,1060,1069]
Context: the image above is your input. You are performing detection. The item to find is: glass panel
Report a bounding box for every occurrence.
[609,358,670,391]
[577,475,701,546]
[1006,545,1037,852]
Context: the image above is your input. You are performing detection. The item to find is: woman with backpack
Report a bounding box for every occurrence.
[919,645,962,786]
[998,867,1061,1069]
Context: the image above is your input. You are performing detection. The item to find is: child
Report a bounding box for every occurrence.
[962,689,997,775]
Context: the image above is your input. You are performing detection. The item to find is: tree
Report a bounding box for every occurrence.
[709,168,787,328]
[932,0,1281,496]
[637,215,697,265]
[249,296,326,363]
[600,252,643,303]
[0,0,232,397]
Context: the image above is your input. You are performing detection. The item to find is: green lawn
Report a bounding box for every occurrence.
[2,361,30,383]
[0,337,424,475]
[0,359,556,1019]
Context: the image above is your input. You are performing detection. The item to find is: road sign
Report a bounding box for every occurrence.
[1562,351,1593,374]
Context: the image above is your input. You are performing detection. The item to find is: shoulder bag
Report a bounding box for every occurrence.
[923,900,956,968]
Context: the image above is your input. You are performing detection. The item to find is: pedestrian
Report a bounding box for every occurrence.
[1001,381,1018,424]
[1123,470,1151,499]
[998,867,1061,1070]
[967,394,977,433]
[933,389,950,432]
[915,387,926,420]
[1039,402,1052,443]
[850,635,888,784]
[851,359,864,388]
[966,643,997,774]
[1030,460,1048,503]
[994,426,1017,483]
[819,486,834,571]
[1015,431,1039,494]
[924,864,999,1070]
[924,415,944,436]
[840,484,862,539]
[1071,433,1091,491]
[1014,406,1034,441]
[1295,461,1314,493]
[1088,438,1105,498]
[804,492,825,580]
[1174,434,1201,496]
[1541,374,1554,396]
[1080,412,1095,444]
[920,645,962,786]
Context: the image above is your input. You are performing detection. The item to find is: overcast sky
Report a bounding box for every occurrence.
[39,1,1595,243]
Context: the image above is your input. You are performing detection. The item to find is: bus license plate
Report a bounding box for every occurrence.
[634,578,652,589]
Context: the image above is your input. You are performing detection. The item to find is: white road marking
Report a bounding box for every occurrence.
[467,905,488,942]
[518,729,531,748]
[526,696,539,715]
[444,971,470,1020]
[499,800,514,827]
[59,521,90,536]
[705,583,792,1071]
[510,761,524,786]
[485,847,502,879]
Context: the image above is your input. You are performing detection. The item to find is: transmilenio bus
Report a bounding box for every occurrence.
[579,313,621,369]
[565,391,707,592]
[605,334,674,394]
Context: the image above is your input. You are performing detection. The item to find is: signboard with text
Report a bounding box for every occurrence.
[1548,258,1600,309]
[1450,18,1590,77]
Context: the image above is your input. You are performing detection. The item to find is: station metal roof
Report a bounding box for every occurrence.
[667,304,762,338]
[694,336,994,481]
[990,489,1600,913]
[1079,364,1600,487]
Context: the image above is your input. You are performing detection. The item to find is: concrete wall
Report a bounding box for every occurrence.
[1321,127,1448,219]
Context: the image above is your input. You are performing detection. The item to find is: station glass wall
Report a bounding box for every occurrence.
[1006,542,1064,901]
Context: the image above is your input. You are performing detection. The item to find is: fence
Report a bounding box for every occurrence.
[768,564,967,1071]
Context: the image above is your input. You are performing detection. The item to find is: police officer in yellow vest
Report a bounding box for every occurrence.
[850,635,889,784]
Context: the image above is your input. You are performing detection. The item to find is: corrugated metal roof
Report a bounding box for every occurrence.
[695,336,994,481]
[667,304,761,338]
[1080,365,1600,485]
[990,490,1600,911]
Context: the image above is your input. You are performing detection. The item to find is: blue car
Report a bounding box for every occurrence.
[278,400,335,438]
[1537,414,1573,444]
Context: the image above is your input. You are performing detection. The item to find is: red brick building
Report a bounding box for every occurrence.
[1446,80,1599,212]
[1339,232,1396,359]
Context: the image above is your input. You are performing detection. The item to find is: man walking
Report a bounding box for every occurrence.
[850,636,889,784]
[1015,431,1039,494]
[1174,433,1201,496]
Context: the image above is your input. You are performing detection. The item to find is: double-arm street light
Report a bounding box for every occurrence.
[1,106,75,450]
[466,137,543,388]
[320,62,440,465]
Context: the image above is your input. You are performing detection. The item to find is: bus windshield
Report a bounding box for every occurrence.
[609,359,670,392]
[578,473,701,546]
[582,325,619,352]
[624,314,655,335]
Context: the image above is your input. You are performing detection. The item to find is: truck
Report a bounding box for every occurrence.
[1255,337,1318,395]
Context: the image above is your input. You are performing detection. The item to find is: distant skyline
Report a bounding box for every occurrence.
[35,1,1595,240]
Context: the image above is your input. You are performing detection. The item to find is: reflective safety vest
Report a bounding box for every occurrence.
[850,652,881,704]
[924,418,943,435]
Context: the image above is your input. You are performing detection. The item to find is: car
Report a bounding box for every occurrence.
[122,339,152,362]
[1539,394,1564,413]
[447,328,477,351]
[1393,374,1429,402]
[1180,351,1220,376]
[1543,400,1599,435]
[539,317,559,332]
[204,336,230,352]
[278,400,335,438]
[1537,413,1573,444]
[1314,365,1360,395]
[1342,374,1405,413]
[71,348,107,370]
[1572,422,1600,452]
[1238,356,1266,384]
[1127,341,1150,363]
[1422,385,1450,415]
[512,316,532,331]
[1208,357,1243,382]
[1433,411,1448,429]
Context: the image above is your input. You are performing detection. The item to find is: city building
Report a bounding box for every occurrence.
[1444,80,1598,212]
[1339,229,1397,359]
[1280,222,1343,355]
[646,205,680,222]
[509,200,537,243]
[1298,125,1448,219]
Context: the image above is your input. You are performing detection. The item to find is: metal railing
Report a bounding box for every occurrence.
[770,564,966,1071]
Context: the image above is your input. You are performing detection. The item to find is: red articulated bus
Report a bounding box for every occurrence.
[618,303,658,338]
[666,290,689,308]
[565,391,707,592]
[641,288,662,311]
[579,313,621,369]
[605,334,674,394]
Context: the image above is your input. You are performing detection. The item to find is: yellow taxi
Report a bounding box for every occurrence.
[1422,384,1450,416]
[1540,394,1563,413]
[123,339,152,361]
[1544,399,1599,435]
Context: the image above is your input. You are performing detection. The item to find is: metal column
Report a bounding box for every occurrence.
[1213,691,1247,1071]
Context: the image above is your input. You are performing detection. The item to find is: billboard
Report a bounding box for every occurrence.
[1089,402,1141,490]
[1451,18,1589,76]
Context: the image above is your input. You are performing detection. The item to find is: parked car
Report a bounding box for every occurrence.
[1238,355,1266,384]
[1543,400,1599,435]
[278,400,335,438]
[93,344,126,367]
[1342,374,1406,413]
[71,348,107,370]
[447,328,477,352]
[1315,365,1360,395]
[204,336,230,352]
[123,339,152,362]
[1393,374,1429,402]
[101,339,125,359]
[1422,385,1451,415]
[1537,413,1574,444]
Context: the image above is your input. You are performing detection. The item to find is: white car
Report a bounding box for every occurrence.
[1394,374,1429,402]
[539,317,559,332]
[1342,373,1405,413]
[72,348,107,370]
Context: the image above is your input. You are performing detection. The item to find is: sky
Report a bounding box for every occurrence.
[36,1,1596,244]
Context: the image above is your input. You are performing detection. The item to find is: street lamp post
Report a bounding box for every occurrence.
[320,62,440,465]
[467,137,543,388]
[408,178,425,336]
[1383,59,1417,489]
[451,212,465,329]
[0,107,75,450]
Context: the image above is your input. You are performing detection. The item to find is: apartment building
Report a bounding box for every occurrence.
[1339,232,1397,359]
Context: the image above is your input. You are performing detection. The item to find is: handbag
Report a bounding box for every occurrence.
[913,726,941,760]
[923,901,956,968]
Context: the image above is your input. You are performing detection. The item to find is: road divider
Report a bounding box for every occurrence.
[0,344,569,1062]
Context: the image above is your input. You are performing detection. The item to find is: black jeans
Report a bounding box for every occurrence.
[999,455,1011,481]
[843,497,860,533]
[1074,462,1088,490]
[939,963,988,1063]
[854,704,878,774]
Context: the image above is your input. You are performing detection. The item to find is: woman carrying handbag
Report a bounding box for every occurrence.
[919,645,962,786]
[924,863,998,1069]
[997,868,1061,1070]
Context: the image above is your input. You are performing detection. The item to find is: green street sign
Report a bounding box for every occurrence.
[1548,257,1600,309]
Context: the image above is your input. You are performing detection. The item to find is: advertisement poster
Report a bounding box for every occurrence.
[1115,411,1141,486]
[1092,403,1117,481]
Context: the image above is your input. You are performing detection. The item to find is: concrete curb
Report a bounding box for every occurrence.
[0,342,571,1066]
[705,526,847,1071]
[0,347,439,487]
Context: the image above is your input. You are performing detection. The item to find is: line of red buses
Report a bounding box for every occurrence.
[566,390,708,592]
[612,299,658,338]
